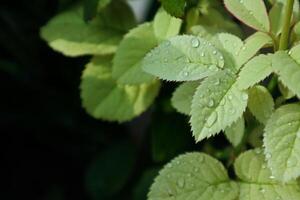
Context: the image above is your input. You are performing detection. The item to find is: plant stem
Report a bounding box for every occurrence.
[268,0,294,93]
[278,0,294,50]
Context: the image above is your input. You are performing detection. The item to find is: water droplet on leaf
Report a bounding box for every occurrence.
[191,38,200,48]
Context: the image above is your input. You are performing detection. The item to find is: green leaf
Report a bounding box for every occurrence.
[264,104,300,182]
[272,51,300,97]
[190,70,248,142]
[153,9,182,42]
[211,32,272,71]
[237,54,273,90]
[142,35,225,82]
[171,81,199,115]
[86,141,136,199]
[80,56,160,122]
[83,0,111,21]
[112,23,157,85]
[289,43,300,63]
[225,117,245,147]
[234,149,300,200]
[148,153,239,200]
[237,32,273,66]
[160,0,186,18]
[248,85,274,125]
[41,1,136,57]
[211,33,243,71]
[269,0,300,35]
[224,0,270,32]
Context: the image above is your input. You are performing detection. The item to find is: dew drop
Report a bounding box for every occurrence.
[187,173,192,177]
[276,197,281,200]
[266,153,272,159]
[288,122,292,126]
[176,161,181,165]
[191,38,200,48]
[287,159,297,167]
[242,93,248,101]
[255,149,262,154]
[184,71,189,76]
[198,156,204,163]
[249,11,253,15]
[228,95,233,100]
[167,188,173,196]
[167,163,173,168]
[242,46,246,50]
[259,187,265,193]
[201,52,205,57]
[220,56,224,60]
[165,40,171,46]
[206,112,217,127]
[262,164,266,169]
[269,175,275,179]
[194,167,199,172]
[164,58,168,63]
[220,189,225,193]
[177,178,185,188]
[230,108,236,114]
[239,0,243,3]
[212,50,217,55]
[208,99,215,107]
[220,98,226,106]
[215,79,220,86]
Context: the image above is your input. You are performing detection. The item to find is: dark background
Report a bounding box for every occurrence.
[0,0,200,199]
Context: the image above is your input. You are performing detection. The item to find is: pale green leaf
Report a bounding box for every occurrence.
[264,104,300,182]
[224,0,270,32]
[148,153,239,200]
[237,54,273,90]
[272,51,300,97]
[211,32,272,71]
[190,25,225,40]
[160,0,186,17]
[225,117,245,147]
[248,85,274,124]
[142,35,225,82]
[41,2,135,57]
[237,32,273,66]
[190,70,248,142]
[112,23,157,85]
[153,9,182,42]
[80,56,160,122]
[235,149,300,200]
[211,33,243,71]
[171,82,199,115]
[289,43,300,63]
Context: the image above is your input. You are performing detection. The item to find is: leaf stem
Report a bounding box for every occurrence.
[278,0,294,50]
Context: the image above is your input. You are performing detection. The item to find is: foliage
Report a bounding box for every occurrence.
[40,0,300,199]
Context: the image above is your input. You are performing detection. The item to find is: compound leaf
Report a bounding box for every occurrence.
[235,149,300,200]
[190,70,248,142]
[41,1,135,56]
[224,0,270,32]
[148,153,239,200]
[264,104,300,182]
[248,85,274,124]
[171,81,199,115]
[225,117,245,147]
[80,56,160,122]
[142,35,225,82]
[112,23,157,85]
[237,54,273,90]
